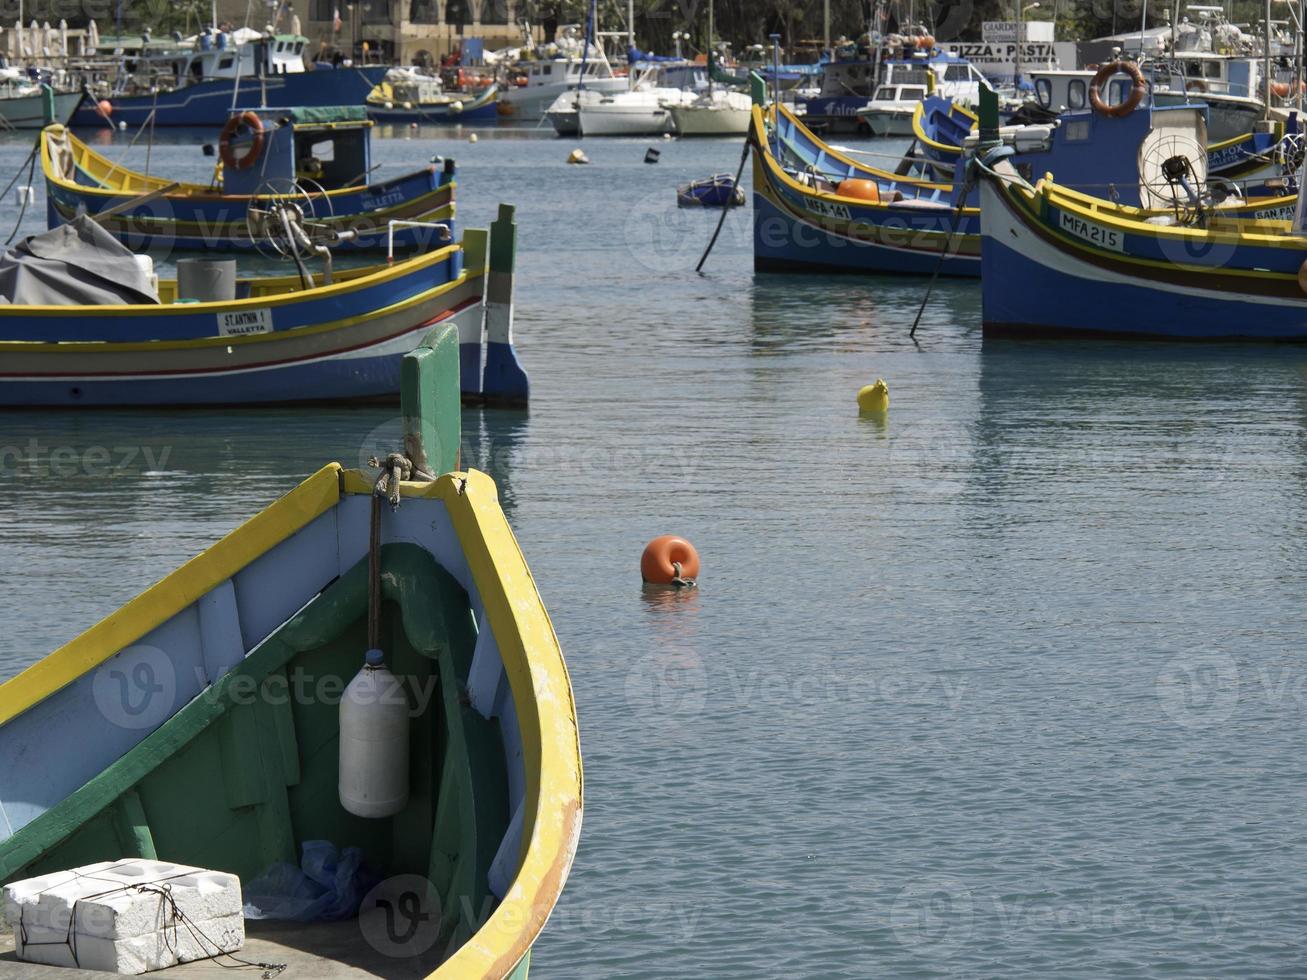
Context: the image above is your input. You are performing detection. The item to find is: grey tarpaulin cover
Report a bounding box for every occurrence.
[0,215,160,306]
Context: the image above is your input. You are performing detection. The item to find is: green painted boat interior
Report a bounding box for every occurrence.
[0,543,517,972]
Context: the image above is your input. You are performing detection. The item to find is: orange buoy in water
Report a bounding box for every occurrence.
[1272,81,1292,98]
[96,99,112,118]
[641,535,701,586]
[837,179,881,203]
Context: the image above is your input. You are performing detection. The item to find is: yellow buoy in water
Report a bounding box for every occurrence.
[468,132,478,143]
[857,379,890,415]
[567,148,590,165]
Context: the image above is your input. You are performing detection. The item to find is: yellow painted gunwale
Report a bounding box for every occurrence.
[0,267,482,353]
[1036,173,1307,251]
[910,98,974,156]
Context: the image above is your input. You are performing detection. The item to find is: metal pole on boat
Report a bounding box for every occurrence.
[824,0,830,52]
[628,0,634,48]
[1266,0,1274,118]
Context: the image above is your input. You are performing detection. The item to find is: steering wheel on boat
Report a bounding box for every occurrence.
[1275,132,1306,180]
[1139,134,1206,223]
[245,178,336,262]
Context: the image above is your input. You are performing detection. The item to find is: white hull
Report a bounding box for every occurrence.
[579,104,673,136]
[500,77,627,120]
[668,102,751,136]
[859,108,915,137]
[0,90,81,129]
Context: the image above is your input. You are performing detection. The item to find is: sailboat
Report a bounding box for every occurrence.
[664,0,751,136]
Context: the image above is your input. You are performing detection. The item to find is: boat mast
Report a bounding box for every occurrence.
[1265,0,1273,117]
[628,0,634,47]
[707,0,714,94]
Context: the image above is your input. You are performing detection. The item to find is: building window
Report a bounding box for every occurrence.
[310,0,332,20]
[410,0,439,23]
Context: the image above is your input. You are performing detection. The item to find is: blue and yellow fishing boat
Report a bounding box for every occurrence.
[43,107,453,252]
[367,80,500,123]
[971,81,1307,340]
[751,103,978,276]
[0,329,581,977]
[0,200,529,407]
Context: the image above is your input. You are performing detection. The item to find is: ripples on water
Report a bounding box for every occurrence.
[1,126,1307,977]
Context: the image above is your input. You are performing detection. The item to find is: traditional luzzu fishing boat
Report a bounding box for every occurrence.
[43,106,452,252]
[367,76,500,124]
[0,330,582,976]
[974,89,1307,339]
[912,78,1293,192]
[751,101,977,275]
[0,196,529,406]
[752,92,1288,276]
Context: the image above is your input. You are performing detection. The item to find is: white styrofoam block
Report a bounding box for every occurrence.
[3,858,244,974]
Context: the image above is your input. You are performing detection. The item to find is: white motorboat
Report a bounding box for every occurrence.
[856,81,929,136]
[574,62,706,136]
[500,57,627,120]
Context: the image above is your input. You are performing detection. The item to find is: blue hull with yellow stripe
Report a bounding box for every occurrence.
[0,205,529,407]
[979,154,1307,339]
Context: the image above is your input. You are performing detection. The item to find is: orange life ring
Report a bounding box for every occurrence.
[1088,60,1146,119]
[640,535,701,584]
[219,111,265,171]
[1187,79,1208,93]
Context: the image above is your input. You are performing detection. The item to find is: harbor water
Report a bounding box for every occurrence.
[2,126,1306,977]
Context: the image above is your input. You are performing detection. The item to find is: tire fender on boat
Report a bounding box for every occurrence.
[1089,61,1146,119]
[219,110,266,171]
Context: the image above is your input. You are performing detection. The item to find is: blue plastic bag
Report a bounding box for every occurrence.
[242,840,377,921]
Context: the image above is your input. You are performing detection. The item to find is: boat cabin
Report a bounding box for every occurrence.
[1029,68,1150,112]
[870,82,929,103]
[112,31,308,89]
[521,57,615,88]
[885,54,991,104]
[222,105,373,195]
[1149,53,1263,99]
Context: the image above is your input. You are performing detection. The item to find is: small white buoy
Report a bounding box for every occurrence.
[15,185,34,204]
[468,132,478,143]
[383,100,393,109]
[409,121,418,129]
[662,132,673,140]
[117,120,127,130]
[567,148,590,165]
[339,649,410,818]
[451,100,464,113]
[402,101,413,109]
